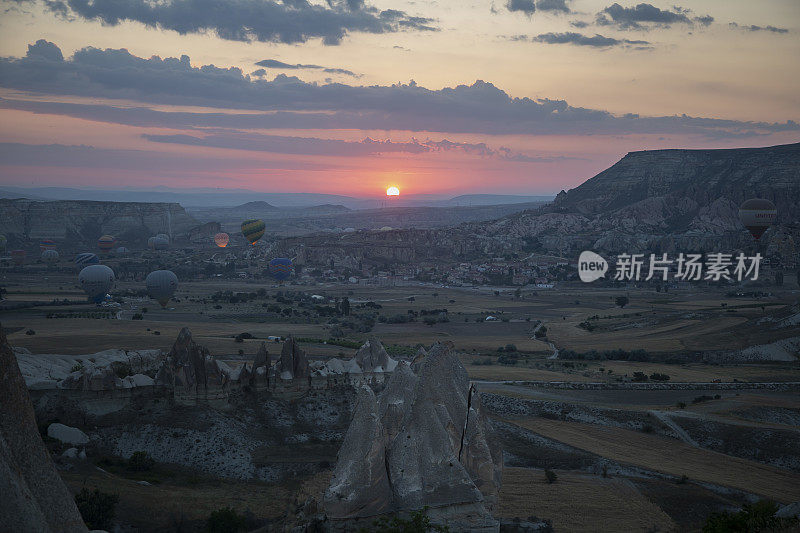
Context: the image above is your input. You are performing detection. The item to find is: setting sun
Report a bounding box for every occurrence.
[386,186,400,196]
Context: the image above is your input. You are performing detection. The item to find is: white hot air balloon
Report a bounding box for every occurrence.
[78,265,115,303]
[155,233,170,243]
[41,249,59,264]
[145,270,178,308]
[152,236,169,250]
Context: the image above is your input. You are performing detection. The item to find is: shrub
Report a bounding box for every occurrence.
[615,296,629,308]
[26,329,36,335]
[632,372,649,382]
[677,402,686,409]
[132,313,143,320]
[702,500,797,533]
[204,507,247,533]
[127,451,155,472]
[75,488,119,530]
[544,469,558,484]
[366,506,449,533]
[650,372,670,382]
[70,362,84,373]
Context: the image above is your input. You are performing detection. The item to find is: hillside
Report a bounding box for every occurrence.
[0,199,198,248]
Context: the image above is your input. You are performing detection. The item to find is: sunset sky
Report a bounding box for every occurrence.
[0,0,798,198]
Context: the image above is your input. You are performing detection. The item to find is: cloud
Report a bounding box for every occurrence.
[255,58,359,77]
[141,131,571,162]
[729,22,789,34]
[505,0,570,16]
[569,20,590,28]
[0,42,796,140]
[18,0,437,45]
[531,32,650,48]
[596,3,711,30]
[506,0,535,16]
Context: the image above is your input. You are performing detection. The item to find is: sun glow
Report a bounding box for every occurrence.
[386,186,400,196]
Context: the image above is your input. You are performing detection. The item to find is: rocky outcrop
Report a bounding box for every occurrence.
[0,324,88,532]
[354,337,397,373]
[323,342,502,529]
[0,198,197,248]
[251,341,270,386]
[324,386,393,519]
[159,328,224,391]
[276,337,310,380]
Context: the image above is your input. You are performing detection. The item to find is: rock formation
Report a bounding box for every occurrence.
[0,324,88,532]
[323,342,502,530]
[354,337,397,372]
[156,328,228,392]
[276,336,310,380]
[251,341,270,386]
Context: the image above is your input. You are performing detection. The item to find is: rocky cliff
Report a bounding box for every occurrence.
[0,198,198,247]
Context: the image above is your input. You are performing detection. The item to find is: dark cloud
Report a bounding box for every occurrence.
[255,58,359,77]
[141,131,570,162]
[0,42,796,140]
[729,22,789,34]
[532,32,649,48]
[506,0,535,16]
[26,39,64,61]
[505,0,570,16]
[20,0,436,45]
[596,3,711,30]
[569,20,590,28]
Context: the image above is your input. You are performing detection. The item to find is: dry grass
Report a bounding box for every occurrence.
[508,418,800,503]
[499,467,676,532]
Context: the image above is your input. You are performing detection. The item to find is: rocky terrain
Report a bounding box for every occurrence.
[276,142,800,264]
[0,198,198,249]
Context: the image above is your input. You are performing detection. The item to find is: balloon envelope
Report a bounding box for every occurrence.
[145,270,178,308]
[214,232,229,248]
[98,235,115,252]
[739,199,777,240]
[11,249,25,266]
[241,219,265,245]
[116,246,129,255]
[75,252,100,266]
[269,257,293,281]
[79,265,115,303]
[152,236,169,250]
[39,239,57,251]
[156,233,170,242]
[41,249,59,264]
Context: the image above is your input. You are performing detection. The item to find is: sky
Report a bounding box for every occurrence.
[0,0,798,198]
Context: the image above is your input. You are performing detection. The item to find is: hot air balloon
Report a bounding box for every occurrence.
[11,249,25,266]
[739,199,777,240]
[39,239,57,252]
[116,246,129,255]
[75,252,100,266]
[0,235,6,253]
[152,236,169,250]
[147,236,156,250]
[269,258,293,281]
[41,249,59,264]
[145,270,178,308]
[241,219,265,245]
[78,264,115,303]
[156,233,170,243]
[214,232,229,248]
[98,235,116,252]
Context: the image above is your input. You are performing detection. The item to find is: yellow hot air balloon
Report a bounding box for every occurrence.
[241,219,265,245]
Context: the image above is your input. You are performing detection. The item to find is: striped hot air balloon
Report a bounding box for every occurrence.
[11,249,25,266]
[739,199,777,241]
[98,235,116,252]
[75,252,100,266]
[39,239,57,252]
[214,232,229,248]
[41,249,59,264]
[241,219,265,245]
[268,258,293,281]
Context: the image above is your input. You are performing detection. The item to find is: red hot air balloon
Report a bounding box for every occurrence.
[214,233,230,248]
[739,199,777,240]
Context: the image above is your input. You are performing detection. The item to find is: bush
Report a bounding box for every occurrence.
[632,371,649,382]
[205,507,248,533]
[615,296,629,308]
[544,469,558,484]
[26,329,36,335]
[677,402,686,409]
[75,488,119,530]
[650,372,670,382]
[366,506,449,533]
[132,313,143,320]
[127,451,155,472]
[70,362,84,373]
[702,499,797,533]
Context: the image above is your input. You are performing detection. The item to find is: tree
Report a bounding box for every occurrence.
[702,499,797,533]
[545,469,558,484]
[514,288,521,299]
[365,507,449,533]
[615,296,629,308]
[341,296,351,316]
